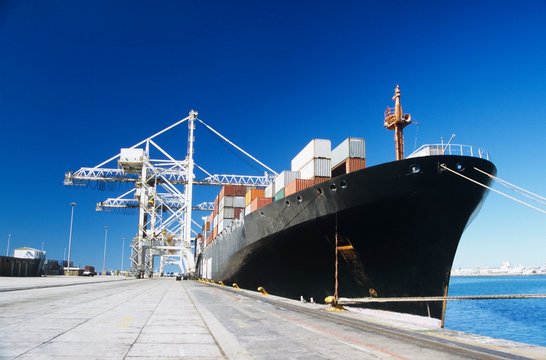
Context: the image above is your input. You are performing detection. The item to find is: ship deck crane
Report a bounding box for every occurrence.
[65,110,277,276]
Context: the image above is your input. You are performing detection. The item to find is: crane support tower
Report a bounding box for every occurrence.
[65,110,277,277]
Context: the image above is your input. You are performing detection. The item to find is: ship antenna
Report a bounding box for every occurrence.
[384,85,412,160]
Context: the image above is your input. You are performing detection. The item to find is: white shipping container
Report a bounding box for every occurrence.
[291,139,331,171]
[213,215,218,228]
[233,196,246,208]
[219,207,235,219]
[274,170,300,193]
[245,204,252,216]
[219,196,234,210]
[299,158,332,179]
[331,138,366,168]
[265,182,275,198]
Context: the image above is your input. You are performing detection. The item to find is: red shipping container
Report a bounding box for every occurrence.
[234,207,244,219]
[250,197,272,212]
[220,185,248,198]
[285,179,314,195]
[347,158,366,173]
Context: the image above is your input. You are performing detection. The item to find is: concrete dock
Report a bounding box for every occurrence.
[0,277,544,359]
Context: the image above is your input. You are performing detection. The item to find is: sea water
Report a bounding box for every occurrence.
[445,275,546,347]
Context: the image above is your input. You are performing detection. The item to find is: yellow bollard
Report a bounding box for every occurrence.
[232,283,240,289]
[218,281,224,286]
[257,286,269,296]
[324,295,345,312]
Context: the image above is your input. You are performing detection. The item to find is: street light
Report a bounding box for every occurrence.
[6,234,11,256]
[66,202,76,275]
[121,237,125,271]
[102,226,108,275]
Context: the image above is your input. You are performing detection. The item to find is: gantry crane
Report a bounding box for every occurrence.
[65,110,277,276]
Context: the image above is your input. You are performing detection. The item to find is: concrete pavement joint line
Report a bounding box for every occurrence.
[11,281,162,359]
[182,282,253,359]
[123,280,171,359]
[196,281,531,360]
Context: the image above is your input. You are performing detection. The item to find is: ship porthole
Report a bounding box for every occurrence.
[369,288,378,297]
[410,164,421,174]
[456,162,465,171]
[330,183,337,191]
[285,200,291,207]
[340,180,347,189]
[296,195,303,202]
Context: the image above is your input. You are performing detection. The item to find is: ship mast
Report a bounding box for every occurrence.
[384,85,412,160]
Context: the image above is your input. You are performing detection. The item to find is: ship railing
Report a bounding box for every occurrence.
[407,144,490,160]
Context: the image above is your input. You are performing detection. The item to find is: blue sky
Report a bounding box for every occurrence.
[1,0,545,270]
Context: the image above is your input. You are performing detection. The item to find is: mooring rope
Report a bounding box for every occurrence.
[473,167,546,205]
[440,164,546,215]
[339,293,546,304]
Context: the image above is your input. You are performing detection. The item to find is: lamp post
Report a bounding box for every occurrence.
[6,234,11,256]
[121,237,125,271]
[66,202,76,275]
[102,226,108,275]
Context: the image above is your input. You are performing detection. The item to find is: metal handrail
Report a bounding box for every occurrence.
[408,144,490,160]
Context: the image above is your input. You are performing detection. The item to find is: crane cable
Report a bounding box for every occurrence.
[439,164,546,215]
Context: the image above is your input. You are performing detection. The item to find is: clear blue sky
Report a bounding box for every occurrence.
[1,0,545,270]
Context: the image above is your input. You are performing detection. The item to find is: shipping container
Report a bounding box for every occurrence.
[331,158,366,177]
[233,196,245,208]
[331,138,366,168]
[265,182,275,198]
[245,203,252,216]
[291,139,331,171]
[274,170,300,194]
[299,158,331,179]
[219,207,236,219]
[212,226,218,239]
[285,179,314,195]
[274,188,285,201]
[245,188,265,206]
[220,185,248,198]
[234,207,244,220]
[250,197,273,211]
[313,176,329,184]
[219,196,234,210]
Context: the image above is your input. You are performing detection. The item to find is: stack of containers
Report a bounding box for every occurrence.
[285,179,314,195]
[331,137,366,177]
[250,196,272,212]
[273,170,300,201]
[217,185,246,233]
[245,188,265,215]
[291,139,332,183]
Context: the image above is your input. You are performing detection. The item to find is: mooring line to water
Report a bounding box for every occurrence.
[440,164,546,215]
[338,293,546,304]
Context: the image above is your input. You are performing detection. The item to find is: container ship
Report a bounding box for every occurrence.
[195,86,496,322]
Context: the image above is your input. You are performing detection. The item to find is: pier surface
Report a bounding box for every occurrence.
[0,277,543,359]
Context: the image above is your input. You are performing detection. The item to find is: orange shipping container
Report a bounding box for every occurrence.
[285,179,314,196]
[245,188,264,206]
[250,197,272,212]
[313,177,329,185]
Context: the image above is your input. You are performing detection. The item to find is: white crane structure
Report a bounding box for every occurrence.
[64,110,277,277]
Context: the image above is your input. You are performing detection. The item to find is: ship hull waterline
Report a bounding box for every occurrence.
[197,155,496,320]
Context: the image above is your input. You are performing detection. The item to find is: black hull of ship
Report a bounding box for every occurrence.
[197,155,496,320]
